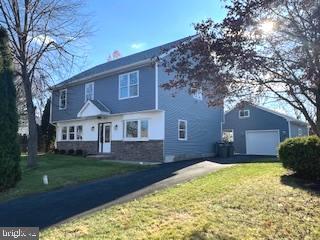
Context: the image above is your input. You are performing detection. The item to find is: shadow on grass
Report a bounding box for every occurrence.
[281,174,320,195]
[210,155,279,164]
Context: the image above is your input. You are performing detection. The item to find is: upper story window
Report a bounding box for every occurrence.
[124,119,148,140]
[59,89,67,110]
[239,109,250,119]
[178,120,187,140]
[85,82,94,102]
[119,71,139,99]
[192,89,203,101]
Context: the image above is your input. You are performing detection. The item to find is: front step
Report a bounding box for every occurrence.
[87,154,115,160]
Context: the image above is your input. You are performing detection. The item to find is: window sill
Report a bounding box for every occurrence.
[119,95,139,100]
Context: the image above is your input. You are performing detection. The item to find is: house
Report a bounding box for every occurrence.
[223,102,309,156]
[50,38,224,162]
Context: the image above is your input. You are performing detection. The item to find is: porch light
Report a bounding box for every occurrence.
[91,126,95,131]
[114,124,118,130]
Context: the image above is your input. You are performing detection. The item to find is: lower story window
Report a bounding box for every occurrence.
[76,126,83,140]
[124,119,148,140]
[61,125,82,141]
[178,120,187,140]
[223,129,234,142]
[62,127,67,140]
[69,126,75,140]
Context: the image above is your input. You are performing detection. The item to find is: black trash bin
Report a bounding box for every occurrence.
[217,142,228,158]
[226,143,234,157]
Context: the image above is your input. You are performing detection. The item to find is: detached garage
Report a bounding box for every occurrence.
[223,102,309,156]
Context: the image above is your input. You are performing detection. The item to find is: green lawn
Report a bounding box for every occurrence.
[0,154,148,203]
[42,162,320,240]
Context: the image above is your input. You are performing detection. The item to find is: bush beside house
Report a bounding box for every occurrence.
[279,136,320,180]
[0,27,21,191]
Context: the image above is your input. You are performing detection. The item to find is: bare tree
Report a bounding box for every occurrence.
[161,0,320,135]
[0,0,90,167]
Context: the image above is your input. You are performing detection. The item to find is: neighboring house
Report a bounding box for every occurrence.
[223,103,309,156]
[50,38,224,162]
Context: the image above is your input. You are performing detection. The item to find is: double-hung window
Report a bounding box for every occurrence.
[59,89,67,110]
[61,127,67,140]
[119,71,139,99]
[124,119,148,140]
[178,120,187,140]
[85,82,94,102]
[76,126,83,140]
[69,126,75,140]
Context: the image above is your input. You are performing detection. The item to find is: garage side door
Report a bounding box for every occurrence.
[246,130,280,156]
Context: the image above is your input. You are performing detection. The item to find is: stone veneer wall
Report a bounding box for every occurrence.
[111,140,163,162]
[57,141,98,155]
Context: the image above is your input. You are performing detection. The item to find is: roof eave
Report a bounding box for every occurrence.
[51,58,153,90]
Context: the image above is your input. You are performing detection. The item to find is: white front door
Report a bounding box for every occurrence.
[99,123,111,153]
[246,130,280,156]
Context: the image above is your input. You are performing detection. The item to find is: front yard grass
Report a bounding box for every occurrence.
[0,154,149,203]
[42,162,320,240]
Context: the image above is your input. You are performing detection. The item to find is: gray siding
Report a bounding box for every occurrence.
[158,66,223,159]
[51,65,156,122]
[223,105,290,154]
[290,122,309,137]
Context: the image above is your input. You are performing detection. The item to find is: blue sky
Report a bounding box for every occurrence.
[83,0,226,68]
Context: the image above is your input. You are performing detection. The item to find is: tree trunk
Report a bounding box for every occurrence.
[23,75,38,168]
[315,90,320,136]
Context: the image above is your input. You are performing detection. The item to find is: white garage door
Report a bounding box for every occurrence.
[246,130,280,156]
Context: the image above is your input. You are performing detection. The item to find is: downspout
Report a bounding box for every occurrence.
[287,120,291,138]
[155,61,159,110]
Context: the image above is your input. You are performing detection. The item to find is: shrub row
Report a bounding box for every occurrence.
[53,149,86,157]
[279,135,320,180]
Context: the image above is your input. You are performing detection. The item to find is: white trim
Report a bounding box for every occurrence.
[59,89,67,110]
[123,119,149,141]
[77,100,110,118]
[178,119,188,141]
[53,59,151,90]
[245,129,280,155]
[52,109,164,124]
[155,62,159,110]
[84,82,95,102]
[118,70,139,100]
[239,109,250,119]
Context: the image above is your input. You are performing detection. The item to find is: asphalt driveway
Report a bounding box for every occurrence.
[0,156,270,229]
